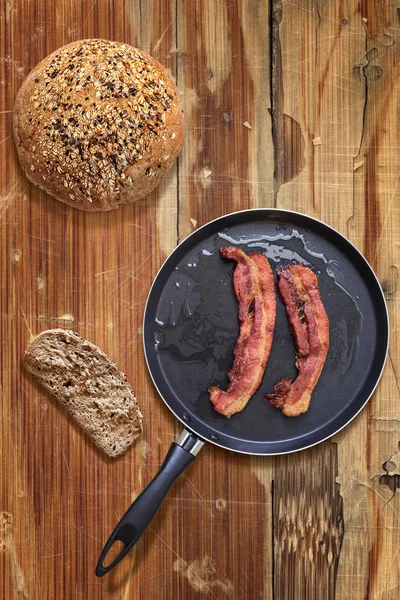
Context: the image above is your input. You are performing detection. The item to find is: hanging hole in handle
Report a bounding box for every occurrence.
[101,523,137,570]
[102,540,125,568]
[116,522,137,545]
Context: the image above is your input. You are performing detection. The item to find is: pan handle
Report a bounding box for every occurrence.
[95,429,204,577]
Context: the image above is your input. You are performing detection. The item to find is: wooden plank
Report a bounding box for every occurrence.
[270,3,350,598]
[176,2,275,599]
[275,2,400,599]
[177,0,274,241]
[337,3,400,599]
[273,444,344,600]
[172,3,274,599]
[1,1,180,599]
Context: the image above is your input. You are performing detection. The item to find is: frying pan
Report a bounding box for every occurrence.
[96,208,389,576]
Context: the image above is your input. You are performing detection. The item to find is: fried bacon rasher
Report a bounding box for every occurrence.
[266,264,329,417]
[209,246,276,417]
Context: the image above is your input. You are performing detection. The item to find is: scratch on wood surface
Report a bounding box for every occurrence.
[181,475,215,519]
[61,448,71,477]
[32,404,49,455]
[20,306,34,343]
[63,210,72,245]
[94,266,130,277]
[152,21,173,56]
[373,173,400,260]
[41,552,68,559]
[0,178,21,217]
[106,248,157,298]
[34,314,74,322]
[26,232,56,244]
[83,0,98,27]
[148,527,191,570]
[388,350,400,396]
[354,480,400,524]
[370,417,400,432]
[54,516,102,543]
[388,544,400,574]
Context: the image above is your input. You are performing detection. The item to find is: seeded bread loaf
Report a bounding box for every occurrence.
[13,39,184,211]
[23,329,142,457]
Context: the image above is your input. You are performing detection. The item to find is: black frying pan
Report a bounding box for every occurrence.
[96,209,389,576]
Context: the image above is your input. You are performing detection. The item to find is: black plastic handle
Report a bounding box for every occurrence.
[96,437,201,576]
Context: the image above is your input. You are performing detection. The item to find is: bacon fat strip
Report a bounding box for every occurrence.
[266,264,329,417]
[209,247,276,417]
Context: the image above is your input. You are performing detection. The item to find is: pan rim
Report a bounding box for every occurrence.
[142,208,390,455]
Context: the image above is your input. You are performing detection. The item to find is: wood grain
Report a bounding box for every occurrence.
[273,445,344,600]
[1,0,399,599]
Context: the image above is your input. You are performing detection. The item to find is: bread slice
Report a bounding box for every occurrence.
[24,329,142,457]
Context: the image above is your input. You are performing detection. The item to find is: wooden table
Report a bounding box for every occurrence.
[1,1,399,598]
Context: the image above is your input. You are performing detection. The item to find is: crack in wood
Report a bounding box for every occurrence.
[352,8,387,268]
[269,0,284,204]
[269,1,305,203]
[353,41,369,164]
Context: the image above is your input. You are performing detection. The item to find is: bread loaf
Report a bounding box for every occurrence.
[23,329,142,457]
[13,39,184,211]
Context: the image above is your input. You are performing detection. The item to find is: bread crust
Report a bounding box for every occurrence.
[23,329,143,457]
[13,39,184,211]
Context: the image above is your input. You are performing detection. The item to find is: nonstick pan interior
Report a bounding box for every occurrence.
[143,209,389,454]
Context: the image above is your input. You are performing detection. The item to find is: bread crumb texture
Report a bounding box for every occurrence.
[13,39,184,211]
[23,329,143,457]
